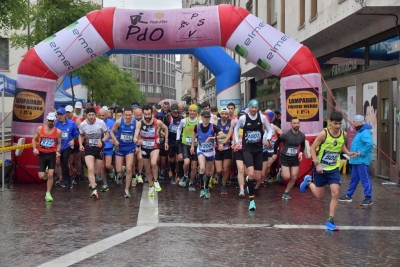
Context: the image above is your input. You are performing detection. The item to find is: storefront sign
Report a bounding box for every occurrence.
[13,88,46,123]
[285,88,319,122]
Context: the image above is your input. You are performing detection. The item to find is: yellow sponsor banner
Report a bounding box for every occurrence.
[286,88,319,121]
[13,88,46,123]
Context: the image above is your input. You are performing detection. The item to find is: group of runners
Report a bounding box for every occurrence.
[32,99,358,231]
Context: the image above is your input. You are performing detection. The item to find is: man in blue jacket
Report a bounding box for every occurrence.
[339,115,374,205]
[55,107,79,190]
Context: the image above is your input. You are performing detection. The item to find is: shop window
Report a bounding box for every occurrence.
[318,45,365,80]
[332,87,348,131]
[267,0,277,27]
[369,36,399,67]
[267,100,275,110]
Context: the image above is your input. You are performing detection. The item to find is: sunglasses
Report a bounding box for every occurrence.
[47,120,55,122]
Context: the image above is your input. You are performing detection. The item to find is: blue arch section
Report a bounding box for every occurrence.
[105,46,240,97]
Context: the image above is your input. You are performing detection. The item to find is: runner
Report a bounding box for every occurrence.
[65,105,82,185]
[300,111,356,231]
[234,100,272,210]
[32,113,62,202]
[177,104,200,191]
[74,101,84,119]
[79,107,109,199]
[271,117,305,199]
[214,107,234,195]
[134,104,169,197]
[232,111,247,198]
[132,107,144,185]
[163,103,182,184]
[110,107,137,198]
[190,111,226,199]
[98,108,115,192]
[55,107,79,190]
[227,102,237,120]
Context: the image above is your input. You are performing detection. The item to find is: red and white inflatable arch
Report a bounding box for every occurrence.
[15,5,321,182]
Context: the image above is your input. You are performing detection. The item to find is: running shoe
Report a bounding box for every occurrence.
[208,179,213,189]
[154,181,162,192]
[96,174,102,182]
[338,194,352,202]
[72,179,77,185]
[239,189,245,198]
[109,171,116,180]
[124,190,131,198]
[212,177,218,185]
[131,177,138,187]
[188,183,196,191]
[282,193,291,200]
[248,199,256,211]
[179,175,188,187]
[325,220,339,231]
[60,182,66,188]
[276,169,282,182]
[137,174,144,184]
[101,184,109,192]
[148,186,155,198]
[55,178,62,186]
[360,198,373,206]
[221,186,228,195]
[204,189,210,199]
[45,192,53,202]
[200,189,206,198]
[91,189,98,199]
[300,175,312,193]
[170,175,177,185]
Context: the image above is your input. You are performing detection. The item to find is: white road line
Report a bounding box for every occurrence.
[37,184,159,267]
[159,223,400,231]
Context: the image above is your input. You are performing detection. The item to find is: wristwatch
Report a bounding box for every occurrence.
[313,161,320,166]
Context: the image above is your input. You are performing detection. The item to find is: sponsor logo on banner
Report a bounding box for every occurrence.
[220,99,241,106]
[285,88,319,122]
[114,7,221,49]
[226,14,302,76]
[35,17,109,76]
[13,88,46,123]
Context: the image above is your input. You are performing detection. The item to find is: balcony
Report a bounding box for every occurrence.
[181,88,192,101]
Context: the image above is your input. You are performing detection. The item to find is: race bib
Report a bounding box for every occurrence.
[169,124,178,133]
[120,133,133,142]
[286,147,298,156]
[245,131,261,143]
[199,141,213,152]
[62,131,68,140]
[89,138,100,147]
[321,150,339,165]
[40,138,55,149]
[142,140,154,148]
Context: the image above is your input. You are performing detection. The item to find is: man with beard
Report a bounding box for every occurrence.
[134,105,169,197]
[234,100,272,211]
[272,117,305,200]
[215,107,234,195]
[32,113,62,202]
[163,103,182,184]
[110,107,137,198]
[79,108,109,199]
[55,107,79,190]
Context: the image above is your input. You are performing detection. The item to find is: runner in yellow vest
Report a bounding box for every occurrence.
[300,111,357,231]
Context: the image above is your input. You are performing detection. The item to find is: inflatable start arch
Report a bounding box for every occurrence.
[14,4,322,182]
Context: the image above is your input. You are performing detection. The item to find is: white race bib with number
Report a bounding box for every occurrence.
[199,142,213,152]
[142,140,154,148]
[120,134,133,142]
[170,124,178,133]
[40,138,54,149]
[286,147,298,156]
[321,151,339,165]
[246,131,261,143]
[89,138,100,147]
[62,131,68,140]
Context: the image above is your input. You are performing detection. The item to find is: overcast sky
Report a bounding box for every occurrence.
[103,0,182,10]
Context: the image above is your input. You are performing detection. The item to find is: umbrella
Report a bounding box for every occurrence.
[158,99,178,105]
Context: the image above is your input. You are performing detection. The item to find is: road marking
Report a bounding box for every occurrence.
[37,184,159,267]
[159,223,400,231]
